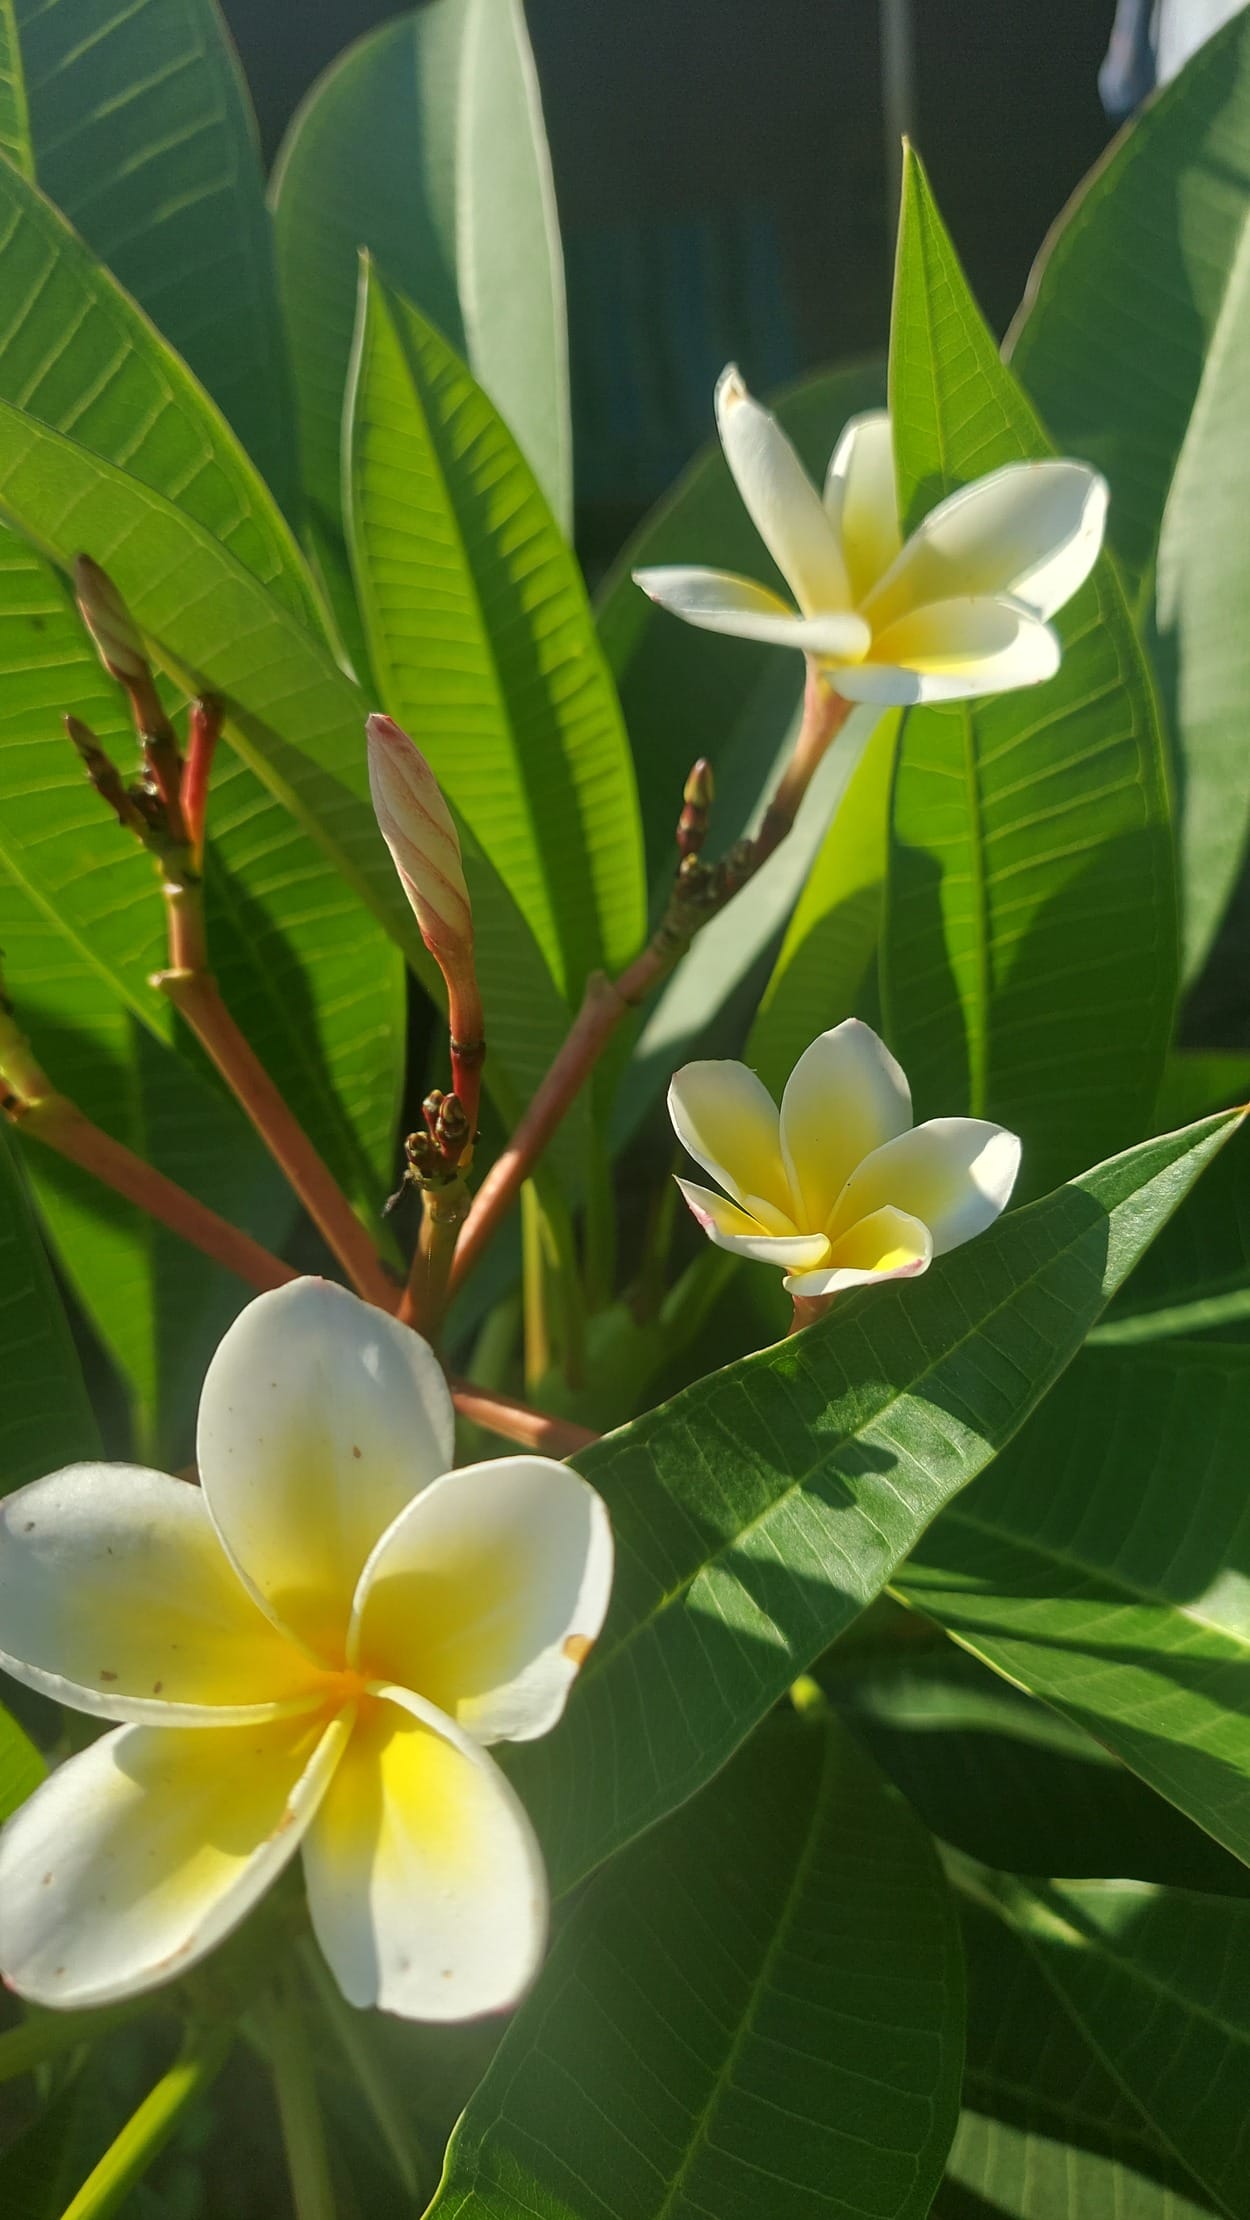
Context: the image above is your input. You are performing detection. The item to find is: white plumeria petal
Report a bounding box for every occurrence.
[632,566,870,657]
[833,599,1061,706]
[197,1281,454,1665]
[715,366,853,614]
[823,412,902,605]
[0,1708,352,2008]
[674,1178,831,1270]
[779,1018,912,1233]
[349,1459,613,1745]
[785,1207,933,1297]
[861,460,1108,633]
[829,1118,1021,1256]
[303,1684,547,2022]
[0,1467,321,1724]
[668,1060,791,1216]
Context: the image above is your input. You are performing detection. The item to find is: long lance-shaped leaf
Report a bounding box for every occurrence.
[881,149,1178,1201]
[0,393,579,1155]
[0,1125,97,1488]
[966,1869,1250,2218]
[345,265,645,1000]
[510,1109,1241,1895]
[271,0,569,670]
[938,1888,1221,2219]
[1009,12,1250,986]
[433,1714,963,2220]
[4,0,296,509]
[895,1339,1250,1869]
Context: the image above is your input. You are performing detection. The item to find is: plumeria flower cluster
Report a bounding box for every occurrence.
[636,368,1108,705]
[0,1281,612,2020]
[670,1018,1021,1297]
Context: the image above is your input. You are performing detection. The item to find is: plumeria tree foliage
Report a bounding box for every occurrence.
[0,3,1247,2216]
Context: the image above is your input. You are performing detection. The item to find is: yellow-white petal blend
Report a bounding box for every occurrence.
[669,1019,1021,1297]
[634,369,1107,706]
[0,1280,613,2020]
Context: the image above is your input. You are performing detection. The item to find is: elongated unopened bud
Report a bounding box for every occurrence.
[73,555,149,688]
[366,714,474,965]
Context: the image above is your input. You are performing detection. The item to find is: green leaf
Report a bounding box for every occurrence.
[0,1700,43,1825]
[510,1109,1239,1896]
[0,1123,97,1488]
[0,395,573,1147]
[971,1872,1250,2217]
[1008,13,1250,985]
[831,1643,1250,1895]
[0,529,399,1231]
[895,1339,1250,1869]
[936,1889,1221,2219]
[0,143,318,625]
[433,1713,963,2220]
[1096,1115,1250,1346]
[345,264,645,999]
[882,149,1178,1200]
[271,0,569,669]
[6,0,294,508]
[747,709,899,1092]
[597,357,886,883]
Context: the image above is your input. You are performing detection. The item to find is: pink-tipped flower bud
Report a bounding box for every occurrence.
[366,714,474,966]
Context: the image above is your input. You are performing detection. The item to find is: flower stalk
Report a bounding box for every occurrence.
[61,2019,234,2220]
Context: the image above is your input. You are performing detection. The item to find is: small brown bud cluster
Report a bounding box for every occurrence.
[676,758,714,858]
[382,1089,473,1214]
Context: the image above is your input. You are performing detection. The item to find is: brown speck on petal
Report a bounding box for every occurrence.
[41,1872,52,1886]
[22,1521,34,1533]
[562,1634,593,1666]
[153,1681,164,1695]
[99,1669,118,1682]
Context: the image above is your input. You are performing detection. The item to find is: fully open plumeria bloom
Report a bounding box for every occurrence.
[670,1019,1021,1298]
[0,1280,612,2020]
[634,368,1108,705]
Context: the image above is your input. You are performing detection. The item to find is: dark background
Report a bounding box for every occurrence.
[222,0,1121,527]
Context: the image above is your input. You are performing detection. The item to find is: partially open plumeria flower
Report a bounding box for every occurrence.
[635,368,1107,705]
[670,1019,1021,1298]
[0,1281,612,2020]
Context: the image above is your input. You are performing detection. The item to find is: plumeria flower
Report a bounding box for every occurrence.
[634,368,1107,706]
[0,1280,612,2020]
[670,1019,1020,1298]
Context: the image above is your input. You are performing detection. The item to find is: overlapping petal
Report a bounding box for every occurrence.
[786,1206,933,1298]
[674,1179,830,1270]
[833,599,1061,706]
[303,1686,547,2021]
[715,367,852,614]
[830,1118,1021,1255]
[779,1019,912,1231]
[860,460,1108,633]
[0,1708,352,2007]
[198,1280,454,1663]
[824,412,901,604]
[351,1459,613,1745]
[0,1466,321,1724]
[667,1060,790,1217]
[632,566,870,657]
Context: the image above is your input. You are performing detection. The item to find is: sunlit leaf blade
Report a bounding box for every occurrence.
[882,149,1178,1201]
[747,710,899,1091]
[830,1642,1250,1893]
[8,0,295,509]
[598,358,886,882]
[1008,13,1250,986]
[271,0,569,668]
[971,1872,1250,2217]
[1096,1115,1250,1346]
[0,1125,97,1489]
[435,1714,963,2220]
[935,1889,1222,2219]
[346,264,645,998]
[0,144,320,626]
[510,1111,1239,1894]
[0,395,574,1145]
[0,1702,42,1826]
[895,1339,1250,1868]
[0,526,400,1224]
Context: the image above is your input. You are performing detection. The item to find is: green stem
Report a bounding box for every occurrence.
[258,1977,337,2220]
[299,1945,423,2197]
[61,2020,232,2220]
